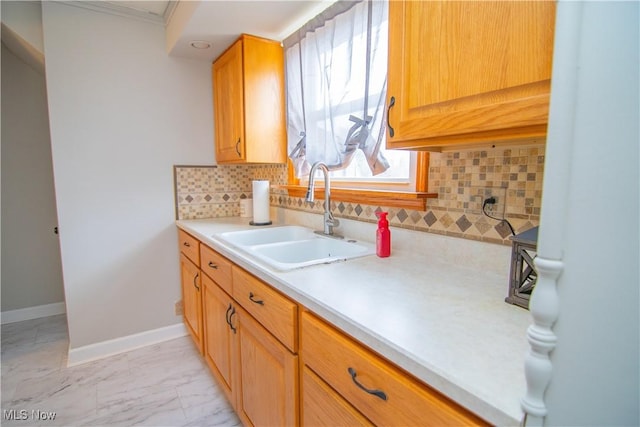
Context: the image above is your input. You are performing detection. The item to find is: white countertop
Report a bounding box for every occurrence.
[176,216,531,426]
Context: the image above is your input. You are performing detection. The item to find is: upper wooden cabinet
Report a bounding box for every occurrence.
[212,34,287,163]
[386,1,556,150]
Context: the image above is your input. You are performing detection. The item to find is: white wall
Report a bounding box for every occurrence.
[1,1,44,53]
[1,43,65,313]
[538,1,639,425]
[41,2,214,349]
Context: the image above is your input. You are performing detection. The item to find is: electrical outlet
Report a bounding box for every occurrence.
[175,300,183,316]
[469,186,507,217]
[484,197,497,213]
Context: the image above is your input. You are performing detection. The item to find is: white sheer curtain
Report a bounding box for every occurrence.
[284,0,389,179]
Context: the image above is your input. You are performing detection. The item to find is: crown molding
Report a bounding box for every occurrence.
[1,23,45,74]
[162,1,179,26]
[58,1,177,26]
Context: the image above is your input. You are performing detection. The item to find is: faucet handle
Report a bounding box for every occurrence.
[327,217,340,228]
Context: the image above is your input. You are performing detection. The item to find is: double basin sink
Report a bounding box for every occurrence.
[216,225,375,271]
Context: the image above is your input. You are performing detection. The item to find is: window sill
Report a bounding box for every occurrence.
[279,185,437,210]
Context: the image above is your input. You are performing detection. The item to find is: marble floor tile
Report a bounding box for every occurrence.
[1,315,240,426]
[176,377,241,426]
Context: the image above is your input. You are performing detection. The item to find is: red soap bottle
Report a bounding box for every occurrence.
[376,212,391,257]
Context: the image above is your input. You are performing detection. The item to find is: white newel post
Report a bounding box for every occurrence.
[521,258,563,425]
[520,1,583,425]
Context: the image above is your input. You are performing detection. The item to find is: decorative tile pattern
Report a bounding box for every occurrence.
[174,144,544,245]
[174,165,287,220]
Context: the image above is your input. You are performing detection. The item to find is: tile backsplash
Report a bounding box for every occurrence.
[174,144,544,245]
[174,164,287,220]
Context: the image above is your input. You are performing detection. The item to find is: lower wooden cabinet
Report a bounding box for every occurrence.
[179,253,203,355]
[232,266,298,352]
[301,311,489,427]
[202,273,236,405]
[236,306,298,426]
[302,366,373,427]
[178,228,488,426]
[195,238,299,426]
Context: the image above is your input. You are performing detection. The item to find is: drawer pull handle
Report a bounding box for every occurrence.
[228,306,237,334]
[208,261,218,270]
[249,292,264,306]
[183,241,191,247]
[348,367,388,401]
[235,138,241,157]
[387,96,395,138]
[193,273,200,291]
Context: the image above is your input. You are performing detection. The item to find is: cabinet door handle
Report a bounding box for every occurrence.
[225,303,233,326]
[235,138,241,157]
[387,96,396,138]
[208,261,218,270]
[228,306,237,334]
[183,241,191,247]
[347,367,388,401]
[249,292,264,306]
[193,272,200,291]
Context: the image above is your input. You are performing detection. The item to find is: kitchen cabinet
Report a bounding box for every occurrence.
[212,34,286,164]
[302,366,373,427]
[301,311,489,426]
[178,226,494,425]
[200,244,233,295]
[178,230,203,355]
[386,1,556,150]
[236,304,298,426]
[232,266,297,353]
[191,235,299,425]
[202,273,236,405]
[179,229,200,264]
[231,266,299,425]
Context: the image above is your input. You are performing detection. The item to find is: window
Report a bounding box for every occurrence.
[283,0,431,208]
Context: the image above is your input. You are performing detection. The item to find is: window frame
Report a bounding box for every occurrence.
[284,152,436,210]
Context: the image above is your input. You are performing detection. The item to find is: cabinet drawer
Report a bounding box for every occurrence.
[200,244,233,294]
[301,312,488,427]
[178,229,200,266]
[232,267,297,353]
[302,366,373,427]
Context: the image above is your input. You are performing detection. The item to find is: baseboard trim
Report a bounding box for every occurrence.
[1,302,66,324]
[67,322,188,367]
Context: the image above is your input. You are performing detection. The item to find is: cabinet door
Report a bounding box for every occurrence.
[213,39,245,162]
[387,1,556,149]
[202,274,236,406]
[242,35,287,164]
[302,366,373,427]
[236,307,298,427]
[180,253,203,354]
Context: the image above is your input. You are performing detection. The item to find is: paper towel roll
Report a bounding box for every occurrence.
[252,180,270,225]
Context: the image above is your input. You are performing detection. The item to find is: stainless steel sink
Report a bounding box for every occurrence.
[216,225,375,270]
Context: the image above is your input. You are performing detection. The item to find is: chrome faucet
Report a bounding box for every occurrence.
[305,161,340,236]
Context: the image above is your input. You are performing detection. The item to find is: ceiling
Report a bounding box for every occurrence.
[92,0,335,62]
